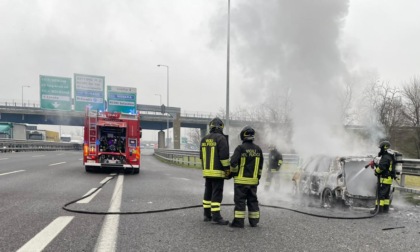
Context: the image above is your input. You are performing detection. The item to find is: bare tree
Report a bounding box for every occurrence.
[402,77,420,126]
[187,128,202,149]
[339,81,355,126]
[401,76,420,157]
[363,80,404,141]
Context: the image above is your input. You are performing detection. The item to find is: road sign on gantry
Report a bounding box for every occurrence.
[40,75,72,111]
[74,74,105,112]
[107,86,137,114]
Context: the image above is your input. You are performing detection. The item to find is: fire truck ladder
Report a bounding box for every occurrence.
[88,109,98,154]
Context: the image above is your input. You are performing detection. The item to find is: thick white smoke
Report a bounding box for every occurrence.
[210,0,384,157]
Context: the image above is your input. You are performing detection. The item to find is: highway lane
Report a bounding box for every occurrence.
[1,150,419,251]
[0,151,110,251]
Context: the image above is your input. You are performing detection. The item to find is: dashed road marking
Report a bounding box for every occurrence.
[48,162,66,166]
[100,177,113,184]
[17,216,74,252]
[32,155,45,157]
[0,158,9,160]
[77,188,102,204]
[172,177,190,181]
[0,170,25,176]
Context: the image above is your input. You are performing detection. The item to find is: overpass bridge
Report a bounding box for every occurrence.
[0,104,255,149]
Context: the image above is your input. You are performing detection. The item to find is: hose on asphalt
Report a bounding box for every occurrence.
[62,173,380,219]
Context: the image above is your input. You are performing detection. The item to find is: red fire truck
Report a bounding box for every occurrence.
[83,109,141,174]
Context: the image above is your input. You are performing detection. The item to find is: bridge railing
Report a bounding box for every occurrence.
[0,100,257,122]
[0,139,81,152]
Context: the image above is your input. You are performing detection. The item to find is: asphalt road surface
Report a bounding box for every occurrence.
[1,150,419,252]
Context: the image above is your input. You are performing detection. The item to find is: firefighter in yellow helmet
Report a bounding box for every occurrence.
[229,126,264,228]
[200,117,230,225]
[370,140,394,214]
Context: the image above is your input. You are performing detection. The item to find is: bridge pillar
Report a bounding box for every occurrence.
[158,130,165,148]
[173,112,181,149]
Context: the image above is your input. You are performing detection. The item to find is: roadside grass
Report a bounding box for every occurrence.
[405,175,420,188]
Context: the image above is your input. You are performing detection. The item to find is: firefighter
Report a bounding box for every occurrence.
[200,117,230,225]
[370,140,394,214]
[229,126,264,228]
[264,145,283,191]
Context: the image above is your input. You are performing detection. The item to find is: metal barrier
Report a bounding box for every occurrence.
[153,149,300,168]
[154,149,202,168]
[398,159,420,193]
[154,149,420,193]
[0,139,81,152]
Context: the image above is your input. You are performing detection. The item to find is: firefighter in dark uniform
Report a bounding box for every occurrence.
[264,145,283,191]
[229,126,264,228]
[200,117,230,225]
[370,140,394,214]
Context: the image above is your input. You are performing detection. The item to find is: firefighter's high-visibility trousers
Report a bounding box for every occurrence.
[233,184,260,226]
[203,178,225,214]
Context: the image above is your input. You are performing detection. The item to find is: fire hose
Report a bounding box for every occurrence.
[62,173,380,220]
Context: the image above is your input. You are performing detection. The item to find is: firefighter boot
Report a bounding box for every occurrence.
[249,219,259,227]
[212,212,229,225]
[383,205,389,213]
[229,218,244,228]
[203,208,212,222]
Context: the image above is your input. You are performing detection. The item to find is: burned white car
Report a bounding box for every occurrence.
[294,155,382,208]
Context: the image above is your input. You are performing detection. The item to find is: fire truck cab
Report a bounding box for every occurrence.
[83,110,141,174]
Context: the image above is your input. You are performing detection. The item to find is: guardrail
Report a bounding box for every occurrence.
[398,159,420,193]
[153,149,300,168]
[154,149,420,193]
[0,139,82,152]
[154,149,202,168]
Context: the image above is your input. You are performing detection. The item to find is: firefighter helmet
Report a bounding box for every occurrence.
[379,140,391,150]
[209,117,224,131]
[240,126,255,141]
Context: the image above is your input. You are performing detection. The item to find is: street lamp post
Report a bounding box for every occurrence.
[21,85,30,107]
[225,0,231,135]
[154,94,162,105]
[157,64,169,148]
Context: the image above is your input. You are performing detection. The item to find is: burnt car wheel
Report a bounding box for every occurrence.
[321,188,335,208]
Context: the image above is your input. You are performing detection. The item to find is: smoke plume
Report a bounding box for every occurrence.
[209,0,383,156]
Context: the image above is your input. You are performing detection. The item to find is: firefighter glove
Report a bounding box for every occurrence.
[225,170,232,180]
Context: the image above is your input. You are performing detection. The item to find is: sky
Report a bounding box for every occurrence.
[1,0,419,148]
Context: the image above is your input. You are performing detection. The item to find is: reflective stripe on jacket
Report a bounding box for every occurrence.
[200,131,230,178]
[230,141,264,185]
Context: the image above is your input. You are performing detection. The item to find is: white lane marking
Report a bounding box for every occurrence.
[56,153,64,156]
[77,188,102,204]
[78,158,83,161]
[32,155,45,157]
[0,170,25,176]
[100,177,113,184]
[172,177,190,181]
[48,162,66,166]
[17,216,74,252]
[0,158,9,160]
[94,175,124,252]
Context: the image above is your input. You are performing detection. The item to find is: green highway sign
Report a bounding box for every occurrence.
[39,75,72,111]
[74,74,105,112]
[107,85,137,114]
